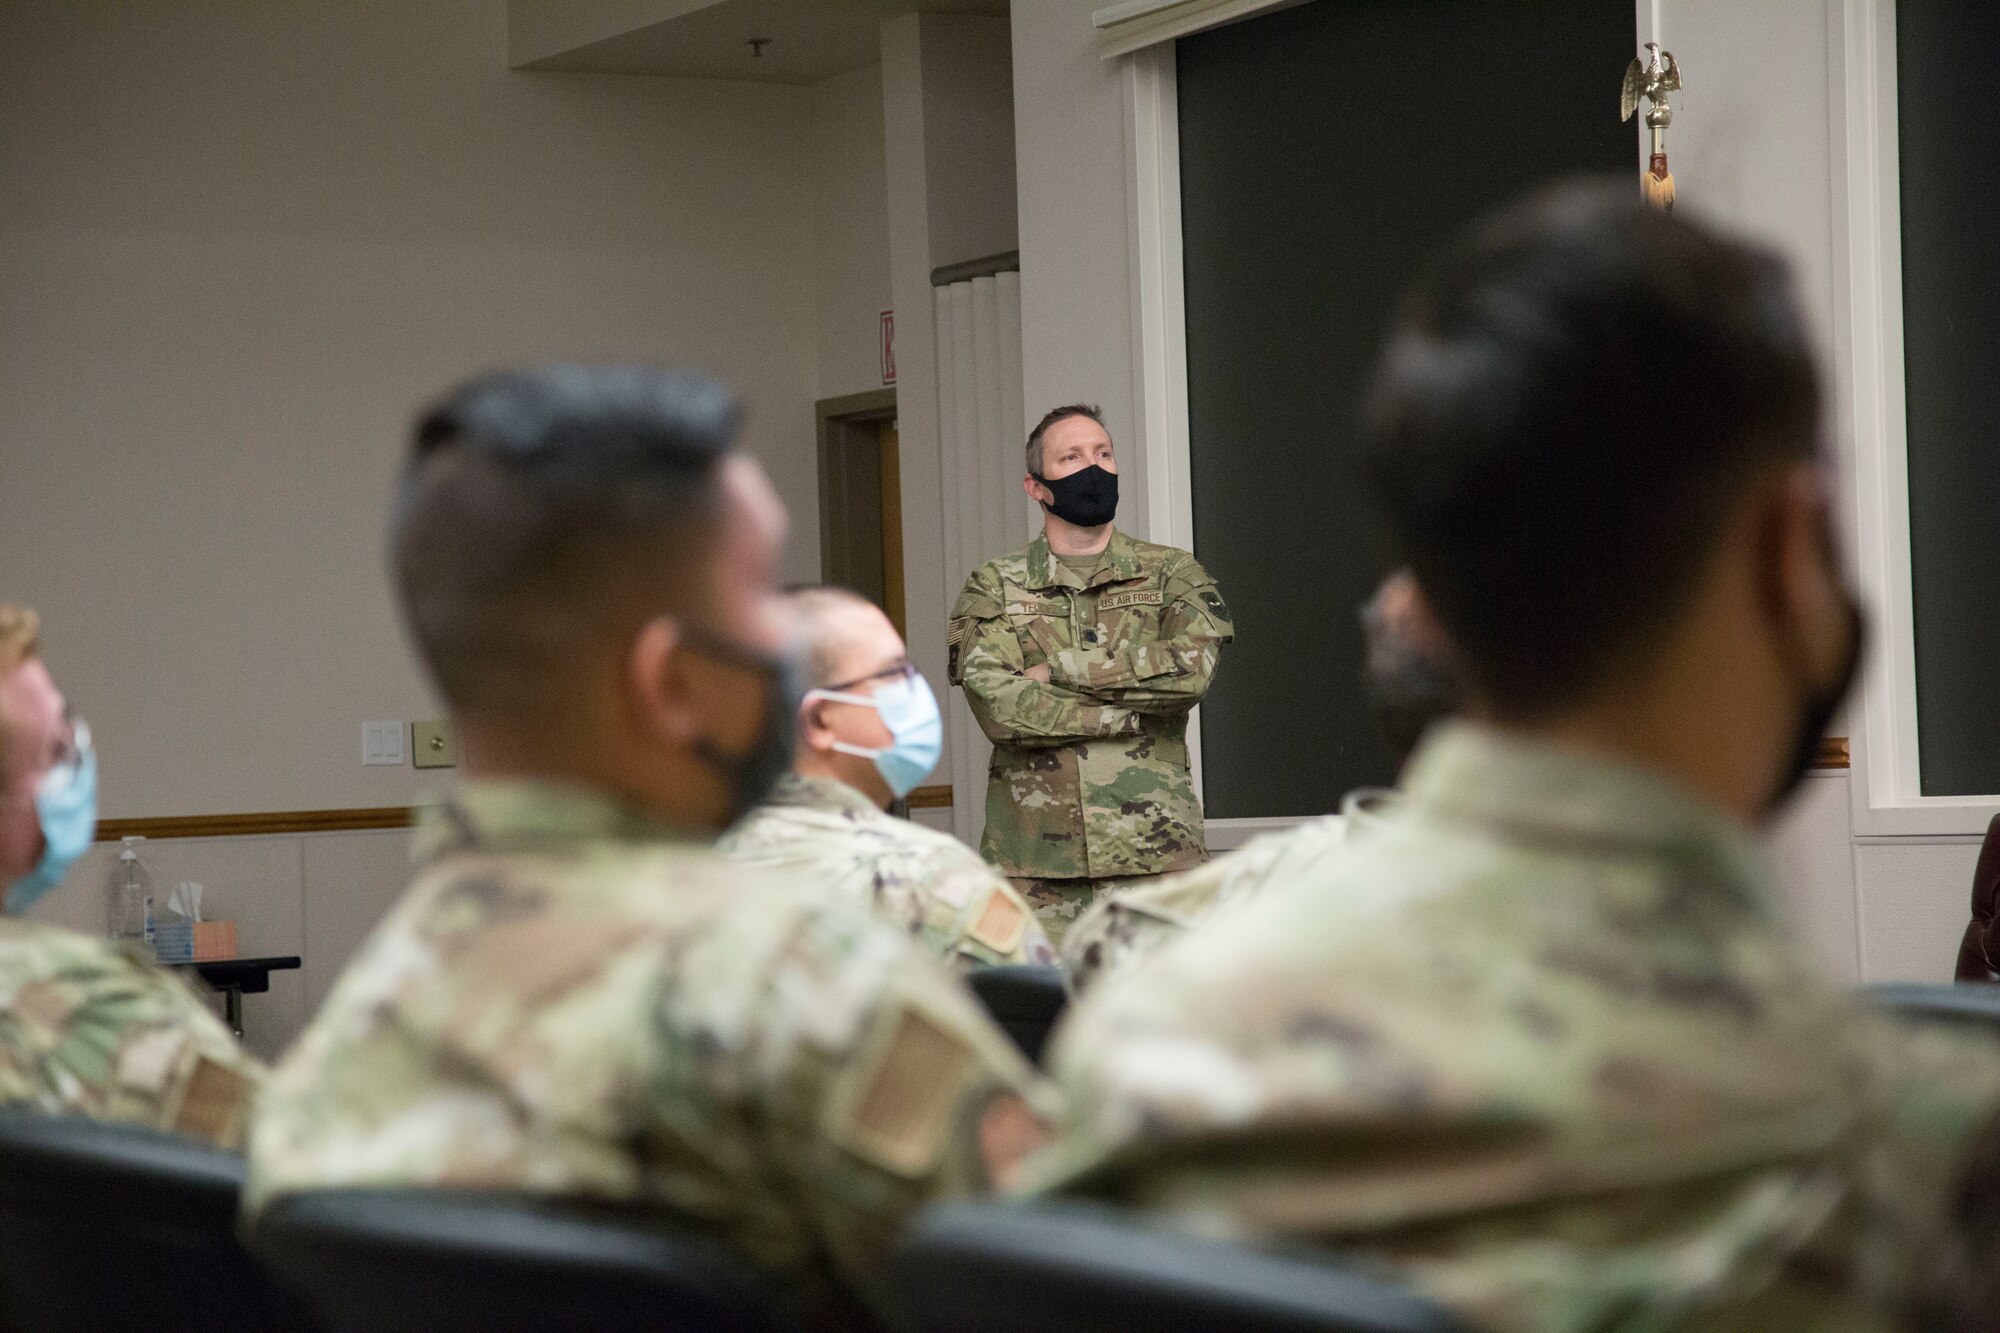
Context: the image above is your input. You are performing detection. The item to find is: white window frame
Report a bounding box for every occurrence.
[1830,0,2000,837]
[1123,40,1312,849]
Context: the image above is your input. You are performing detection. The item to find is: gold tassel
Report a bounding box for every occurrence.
[1642,153,1675,211]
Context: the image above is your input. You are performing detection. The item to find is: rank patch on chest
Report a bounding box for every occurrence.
[1098,588,1165,611]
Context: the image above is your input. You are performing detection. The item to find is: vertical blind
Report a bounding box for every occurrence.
[935,265,1029,845]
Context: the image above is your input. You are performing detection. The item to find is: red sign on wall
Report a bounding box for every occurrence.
[880,309,896,385]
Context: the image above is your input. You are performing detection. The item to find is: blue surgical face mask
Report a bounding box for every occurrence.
[8,720,97,915]
[805,670,943,801]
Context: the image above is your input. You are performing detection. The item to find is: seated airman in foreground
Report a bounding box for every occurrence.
[1062,569,1463,994]
[245,367,1050,1326]
[720,586,1053,968]
[1028,186,2000,1329]
[0,604,260,1147]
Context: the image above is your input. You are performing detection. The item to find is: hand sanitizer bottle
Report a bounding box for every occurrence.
[112,836,154,948]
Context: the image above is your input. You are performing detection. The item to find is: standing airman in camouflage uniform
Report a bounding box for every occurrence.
[1064,570,1461,994]
[721,587,1052,968]
[245,368,1050,1326]
[0,605,260,1148]
[950,405,1231,942]
[1026,189,2000,1328]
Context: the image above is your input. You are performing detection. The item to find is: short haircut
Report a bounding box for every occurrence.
[391,365,741,719]
[783,585,892,691]
[1364,182,1820,719]
[0,606,39,676]
[0,605,41,772]
[1026,403,1107,478]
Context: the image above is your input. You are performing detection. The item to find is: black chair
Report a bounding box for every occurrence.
[0,1109,314,1332]
[967,964,1068,1064]
[249,1188,800,1333]
[1865,981,2000,1032]
[888,1199,1462,1333]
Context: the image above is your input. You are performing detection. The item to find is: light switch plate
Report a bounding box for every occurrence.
[412,719,459,769]
[362,720,406,766]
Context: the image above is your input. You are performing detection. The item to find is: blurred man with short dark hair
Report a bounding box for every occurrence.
[246,367,1048,1325]
[1029,186,2000,1328]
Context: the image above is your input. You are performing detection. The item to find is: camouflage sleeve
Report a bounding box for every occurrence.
[952,571,1148,749]
[1,938,266,1150]
[694,905,1055,1309]
[1048,556,1233,713]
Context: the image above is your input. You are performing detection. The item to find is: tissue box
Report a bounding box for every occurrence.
[152,919,237,964]
[193,921,237,962]
[152,921,194,964]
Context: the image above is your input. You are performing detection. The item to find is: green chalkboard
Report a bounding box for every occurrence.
[1179,0,1634,819]
[1898,2,2000,796]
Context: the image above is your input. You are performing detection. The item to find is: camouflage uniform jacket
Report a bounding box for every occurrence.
[1061,789,1402,996]
[0,920,262,1148]
[719,774,1054,968]
[1026,725,2000,1331]
[949,529,1232,880]
[245,780,1051,1320]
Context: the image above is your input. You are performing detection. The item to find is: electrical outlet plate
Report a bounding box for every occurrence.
[412,719,459,769]
[362,720,406,766]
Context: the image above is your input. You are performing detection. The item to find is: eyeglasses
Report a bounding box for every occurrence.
[41,712,91,797]
[823,662,919,694]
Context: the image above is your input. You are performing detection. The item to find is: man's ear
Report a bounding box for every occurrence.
[627,618,702,746]
[797,693,835,754]
[1022,474,1048,506]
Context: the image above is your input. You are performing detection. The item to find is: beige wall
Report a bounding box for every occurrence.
[0,1,872,1057]
[0,0,820,822]
[812,63,895,402]
[1007,0,1150,538]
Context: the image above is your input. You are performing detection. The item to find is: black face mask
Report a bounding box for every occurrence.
[1035,465,1119,528]
[679,627,801,827]
[1762,533,1866,818]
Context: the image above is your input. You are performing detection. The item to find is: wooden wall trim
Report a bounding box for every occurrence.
[96,808,416,841]
[93,745,1832,839]
[95,789,956,839]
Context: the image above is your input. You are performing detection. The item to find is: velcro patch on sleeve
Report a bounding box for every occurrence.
[172,1055,253,1145]
[968,888,1028,956]
[1099,588,1166,611]
[840,1007,974,1177]
[948,617,967,646]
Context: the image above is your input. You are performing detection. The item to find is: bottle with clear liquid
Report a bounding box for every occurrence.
[111,836,154,951]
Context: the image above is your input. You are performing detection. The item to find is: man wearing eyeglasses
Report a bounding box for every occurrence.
[0,604,260,1147]
[722,587,1052,968]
